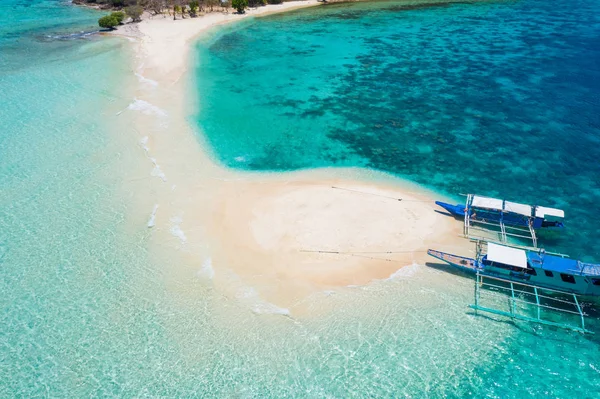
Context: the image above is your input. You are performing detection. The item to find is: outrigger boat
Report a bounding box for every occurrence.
[436,194,565,248]
[428,242,600,297]
[428,242,600,333]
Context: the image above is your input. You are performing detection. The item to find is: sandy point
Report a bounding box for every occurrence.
[203,170,470,309]
[116,2,473,314]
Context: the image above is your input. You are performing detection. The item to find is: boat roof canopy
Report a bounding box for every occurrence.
[504,201,531,216]
[470,195,564,219]
[535,206,565,219]
[471,196,503,210]
[487,243,528,268]
[471,195,531,216]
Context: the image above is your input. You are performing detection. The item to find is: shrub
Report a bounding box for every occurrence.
[110,0,125,7]
[248,0,265,6]
[98,15,119,29]
[125,5,143,22]
[267,0,282,4]
[231,0,247,13]
[112,11,126,23]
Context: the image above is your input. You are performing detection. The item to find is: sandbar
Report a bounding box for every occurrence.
[115,2,473,312]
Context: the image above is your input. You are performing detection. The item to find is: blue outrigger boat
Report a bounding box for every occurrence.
[428,243,600,297]
[428,242,599,333]
[436,194,565,248]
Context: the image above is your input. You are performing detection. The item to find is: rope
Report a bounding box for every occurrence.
[300,249,428,263]
[300,249,427,254]
[330,186,433,202]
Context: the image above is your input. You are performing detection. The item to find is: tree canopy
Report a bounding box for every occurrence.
[231,0,247,14]
[125,6,143,22]
[112,11,126,24]
[98,14,120,29]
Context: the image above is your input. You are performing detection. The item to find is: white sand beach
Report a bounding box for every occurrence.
[116,2,473,311]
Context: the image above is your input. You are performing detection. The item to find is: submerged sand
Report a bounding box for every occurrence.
[115,2,473,312]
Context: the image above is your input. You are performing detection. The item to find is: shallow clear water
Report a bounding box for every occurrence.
[2,0,600,397]
[194,0,600,259]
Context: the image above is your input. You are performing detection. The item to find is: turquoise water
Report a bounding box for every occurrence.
[194,0,600,260]
[191,1,600,395]
[2,0,600,397]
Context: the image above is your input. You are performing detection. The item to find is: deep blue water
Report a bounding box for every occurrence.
[194,0,600,260]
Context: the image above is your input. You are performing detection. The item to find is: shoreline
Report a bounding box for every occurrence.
[112,1,322,82]
[116,0,473,312]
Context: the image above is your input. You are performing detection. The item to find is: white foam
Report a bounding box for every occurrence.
[197,257,215,280]
[147,204,159,228]
[234,156,247,162]
[252,302,290,316]
[149,157,167,182]
[140,136,150,154]
[170,225,187,243]
[387,262,420,280]
[135,72,158,87]
[151,165,167,182]
[126,98,167,117]
[169,216,187,243]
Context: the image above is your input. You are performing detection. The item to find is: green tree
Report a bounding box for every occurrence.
[188,0,199,17]
[125,5,143,22]
[112,11,126,23]
[98,15,119,29]
[231,0,247,13]
[173,4,181,19]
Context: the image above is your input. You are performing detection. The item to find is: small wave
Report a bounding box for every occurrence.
[197,257,215,280]
[252,302,290,316]
[135,72,158,87]
[140,136,150,154]
[149,158,167,182]
[126,98,167,117]
[387,262,420,280]
[234,286,290,316]
[147,204,159,228]
[170,216,187,243]
[42,30,98,41]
